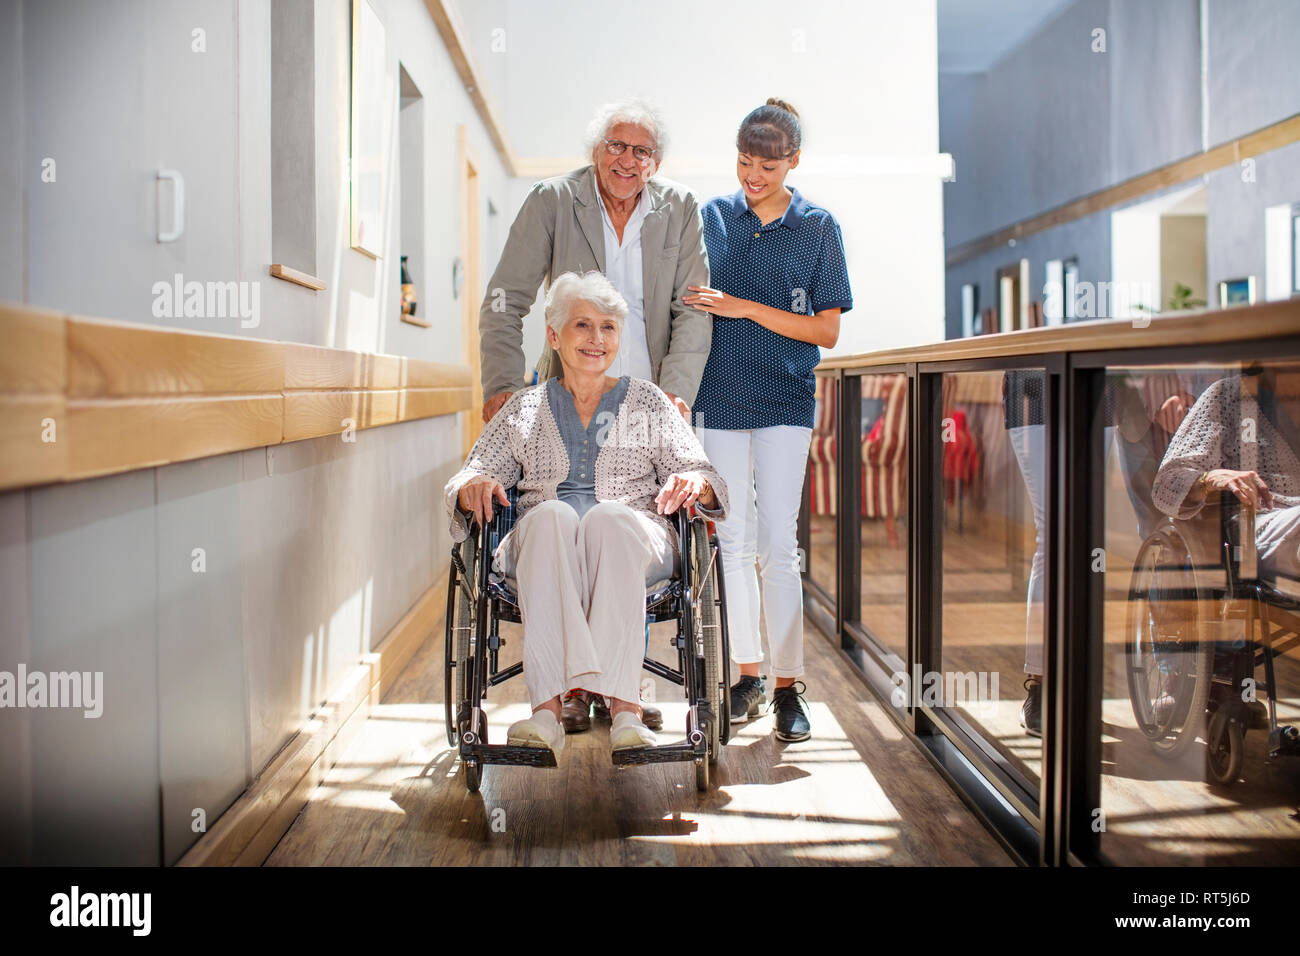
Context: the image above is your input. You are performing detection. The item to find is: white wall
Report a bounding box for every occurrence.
[0,0,508,865]
[460,0,945,364]
[7,0,509,362]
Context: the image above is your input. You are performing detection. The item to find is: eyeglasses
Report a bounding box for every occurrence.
[602,139,657,164]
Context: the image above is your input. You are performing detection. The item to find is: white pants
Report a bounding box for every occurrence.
[491,500,675,709]
[1008,424,1116,676]
[1254,505,1300,578]
[696,425,813,679]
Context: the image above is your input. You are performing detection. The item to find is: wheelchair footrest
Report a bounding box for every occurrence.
[467,744,558,768]
[611,742,703,766]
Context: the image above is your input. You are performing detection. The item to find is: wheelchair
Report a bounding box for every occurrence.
[1126,491,1300,787]
[443,487,732,793]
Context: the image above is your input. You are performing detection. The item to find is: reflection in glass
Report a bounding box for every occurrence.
[1101,363,1300,865]
[936,369,1063,790]
[807,373,839,600]
[860,373,908,659]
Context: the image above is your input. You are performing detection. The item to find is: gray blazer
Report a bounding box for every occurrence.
[478,166,712,406]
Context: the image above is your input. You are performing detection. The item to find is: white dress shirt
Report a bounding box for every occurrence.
[593,181,654,382]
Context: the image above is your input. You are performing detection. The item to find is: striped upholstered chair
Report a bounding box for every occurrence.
[807,374,909,549]
[807,375,840,517]
[863,374,908,548]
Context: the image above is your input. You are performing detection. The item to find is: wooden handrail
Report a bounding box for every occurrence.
[817,299,1300,371]
[0,303,472,492]
[946,113,1300,267]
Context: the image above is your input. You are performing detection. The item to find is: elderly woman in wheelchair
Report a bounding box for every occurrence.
[445,271,728,761]
[1152,368,1300,578]
[1142,367,1300,783]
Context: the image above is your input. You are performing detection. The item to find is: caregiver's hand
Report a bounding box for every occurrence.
[684,285,751,319]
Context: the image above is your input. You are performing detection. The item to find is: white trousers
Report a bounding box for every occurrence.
[491,500,675,709]
[1253,505,1300,578]
[696,425,813,679]
[1008,424,1116,676]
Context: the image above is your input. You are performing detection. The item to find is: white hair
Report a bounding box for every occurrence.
[583,98,668,158]
[544,272,628,334]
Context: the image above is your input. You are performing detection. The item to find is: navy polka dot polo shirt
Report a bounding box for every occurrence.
[691,187,853,431]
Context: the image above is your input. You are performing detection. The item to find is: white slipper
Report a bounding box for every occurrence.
[507,708,565,756]
[610,710,657,751]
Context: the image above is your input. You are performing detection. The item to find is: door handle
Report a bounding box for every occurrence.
[157,168,184,242]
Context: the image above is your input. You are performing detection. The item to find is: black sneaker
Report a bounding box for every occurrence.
[730,675,765,721]
[1021,678,1042,738]
[771,681,811,742]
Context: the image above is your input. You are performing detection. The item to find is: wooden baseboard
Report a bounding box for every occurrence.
[176,572,447,867]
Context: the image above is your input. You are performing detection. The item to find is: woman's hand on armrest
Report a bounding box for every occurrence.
[457,477,511,526]
[1194,469,1274,512]
[655,472,716,515]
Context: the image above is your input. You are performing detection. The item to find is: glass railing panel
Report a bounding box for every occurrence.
[806,371,840,602]
[1098,361,1300,865]
[935,368,1046,791]
[859,372,908,659]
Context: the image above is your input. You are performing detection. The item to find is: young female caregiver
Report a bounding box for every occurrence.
[684,99,852,743]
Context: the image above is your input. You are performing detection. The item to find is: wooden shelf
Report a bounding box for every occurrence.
[269,263,326,291]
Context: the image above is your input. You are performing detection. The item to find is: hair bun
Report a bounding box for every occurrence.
[765,97,799,118]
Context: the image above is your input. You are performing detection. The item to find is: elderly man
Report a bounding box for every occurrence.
[478,98,712,735]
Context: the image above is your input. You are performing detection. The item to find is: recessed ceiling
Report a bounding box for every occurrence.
[938,0,1077,73]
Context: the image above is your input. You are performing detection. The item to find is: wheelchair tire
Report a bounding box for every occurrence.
[1205,706,1245,787]
[1125,527,1212,758]
[692,517,725,770]
[445,538,476,749]
[713,533,733,748]
[463,708,487,793]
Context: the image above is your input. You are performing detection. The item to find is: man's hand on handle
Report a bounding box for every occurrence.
[482,390,514,423]
[662,390,691,422]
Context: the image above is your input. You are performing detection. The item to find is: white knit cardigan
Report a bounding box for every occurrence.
[444,377,730,550]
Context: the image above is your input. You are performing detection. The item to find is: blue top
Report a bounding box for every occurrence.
[691,187,853,430]
[546,375,630,520]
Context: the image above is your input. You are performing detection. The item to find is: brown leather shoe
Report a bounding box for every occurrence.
[640,703,663,732]
[590,693,610,721]
[561,690,592,734]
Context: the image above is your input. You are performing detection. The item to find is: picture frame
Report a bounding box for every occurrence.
[1217,275,1256,308]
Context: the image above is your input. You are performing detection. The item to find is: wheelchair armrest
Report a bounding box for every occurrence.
[674,503,690,543]
[1216,489,1258,583]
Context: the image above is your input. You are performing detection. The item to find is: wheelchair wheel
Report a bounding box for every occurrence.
[692,517,726,772]
[444,538,475,748]
[695,754,709,791]
[713,533,733,748]
[1205,705,1245,786]
[1125,527,1212,757]
[463,707,487,793]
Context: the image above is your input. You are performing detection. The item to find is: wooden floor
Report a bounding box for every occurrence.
[266,611,1014,867]
[811,509,1300,866]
